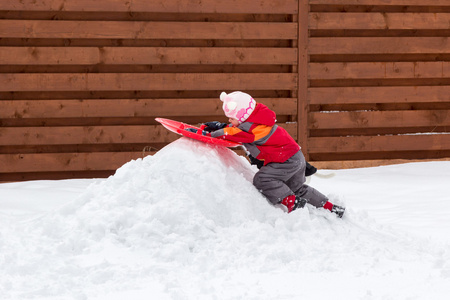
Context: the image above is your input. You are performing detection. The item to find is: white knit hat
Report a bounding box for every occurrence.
[220,91,256,123]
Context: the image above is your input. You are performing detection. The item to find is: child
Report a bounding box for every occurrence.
[189,91,345,217]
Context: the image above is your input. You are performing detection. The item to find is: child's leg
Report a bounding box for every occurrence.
[253,156,301,205]
[253,151,344,217]
[284,151,329,208]
[294,184,328,208]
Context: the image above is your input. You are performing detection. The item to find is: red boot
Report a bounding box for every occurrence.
[281,195,307,213]
[323,201,345,218]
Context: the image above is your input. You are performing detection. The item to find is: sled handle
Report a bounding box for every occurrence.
[198,124,206,134]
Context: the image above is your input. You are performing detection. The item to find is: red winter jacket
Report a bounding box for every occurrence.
[211,103,301,165]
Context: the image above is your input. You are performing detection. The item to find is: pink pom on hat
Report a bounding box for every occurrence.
[220,91,256,123]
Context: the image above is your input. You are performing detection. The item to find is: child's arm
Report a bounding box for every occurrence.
[210,127,255,144]
[184,121,254,143]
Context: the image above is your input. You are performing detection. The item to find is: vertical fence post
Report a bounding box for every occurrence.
[298,0,309,159]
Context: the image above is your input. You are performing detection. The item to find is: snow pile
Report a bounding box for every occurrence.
[1,138,450,300]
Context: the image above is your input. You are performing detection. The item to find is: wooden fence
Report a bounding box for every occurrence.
[307,0,450,164]
[0,0,449,181]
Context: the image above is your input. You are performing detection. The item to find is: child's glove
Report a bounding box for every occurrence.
[203,121,227,132]
[185,128,209,136]
[248,155,264,169]
[305,162,317,176]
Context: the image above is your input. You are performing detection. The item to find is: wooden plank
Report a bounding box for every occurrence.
[309,0,450,6]
[0,98,297,118]
[0,171,115,182]
[312,157,450,170]
[0,152,144,173]
[309,110,450,129]
[0,0,298,14]
[0,20,298,40]
[0,47,298,65]
[309,134,450,153]
[280,122,298,141]
[0,123,298,146]
[309,86,450,105]
[0,125,175,145]
[0,73,298,92]
[310,13,450,30]
[309,62,450,80]
[309,37,450,55]
[298,0,309,157]
[0,65,292,74]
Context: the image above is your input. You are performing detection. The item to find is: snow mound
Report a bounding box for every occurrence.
[59,138,279,240]
[2,137,449,300]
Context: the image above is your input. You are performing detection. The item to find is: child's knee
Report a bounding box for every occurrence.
[253,172,263,189]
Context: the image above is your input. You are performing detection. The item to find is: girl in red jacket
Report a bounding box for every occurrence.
[201,91,345,217]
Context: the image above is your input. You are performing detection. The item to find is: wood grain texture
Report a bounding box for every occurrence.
[309,134,450,153]
[0,20,298,40]
[0,152,144,173]
[0,0,298,14]
[309,110,450,129]
[309,86,450,105]
[0,73,298,91]
[310,13,450,30]
[309,62,450,80]
[309,37,450,55]
[0,47,298,65]
[310,0,450,6]
[0,98,297,119]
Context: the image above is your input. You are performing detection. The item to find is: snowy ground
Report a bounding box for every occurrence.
[1,137,449,300]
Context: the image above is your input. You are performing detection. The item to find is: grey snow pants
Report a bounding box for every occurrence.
[253,150,328,208]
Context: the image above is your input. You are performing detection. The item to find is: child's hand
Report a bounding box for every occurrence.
[185,128,209,136]
[248,155,264,169]
[203,121,227,132]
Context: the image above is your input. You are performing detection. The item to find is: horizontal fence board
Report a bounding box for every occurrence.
[0,125,175,145]
[0,73,298,91]
[0,13,291,25]
[310,13,450,30]
[264,123,298,140]
[309,37,450,55]
[0,98,297,119]
[0,171,116,182]
[0,47,298,65]
[310,62,450,79]
[0,152,143,173]
[309,86,450,105]
[0,0,298,14]
[0,20,298,40]
[309,110,450,129]
[0,65,292,74]
[0,124,298,146]
[309,0,450,6]
[313,158,450,169]
[0,38,292,48]
[309,134,450,153]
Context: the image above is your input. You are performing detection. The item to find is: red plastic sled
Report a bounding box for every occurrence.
[155,118,241,148]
